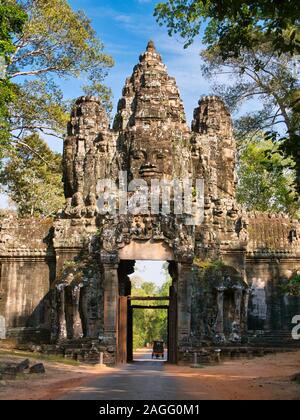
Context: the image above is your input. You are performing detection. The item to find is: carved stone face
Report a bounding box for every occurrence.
[129,144,173,180]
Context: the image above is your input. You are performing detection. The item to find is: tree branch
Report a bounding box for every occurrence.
[11,137,51,166]
[242,66,292,132]
[9,67,60,78]
[12,126,64,140]
[10,48,45,64]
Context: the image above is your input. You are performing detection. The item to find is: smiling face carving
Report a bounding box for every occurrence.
[130,144,173,180]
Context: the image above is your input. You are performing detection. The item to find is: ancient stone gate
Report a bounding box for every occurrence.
[0,41,299,364]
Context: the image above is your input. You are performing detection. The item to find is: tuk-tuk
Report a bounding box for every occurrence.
[152,341,164,359]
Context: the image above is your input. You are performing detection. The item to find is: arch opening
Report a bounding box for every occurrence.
[117,259,178,364]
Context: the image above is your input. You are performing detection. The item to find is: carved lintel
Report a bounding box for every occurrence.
[100,251,119,265]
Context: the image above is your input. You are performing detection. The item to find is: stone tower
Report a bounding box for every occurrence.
[113,40,191,182]
[192,95,236,199]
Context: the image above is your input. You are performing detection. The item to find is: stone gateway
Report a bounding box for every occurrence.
[0,42,299,364]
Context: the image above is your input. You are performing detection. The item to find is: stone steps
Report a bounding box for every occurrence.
[183,346,297,365]
[248,330,300,347]
[40,339,109,364]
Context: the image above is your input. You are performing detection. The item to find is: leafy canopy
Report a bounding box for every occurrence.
[0,133,65,217]
[4,0,114,145]
[9,0,114,81]
[0,0,27,157]
[236,136,298,217]
[155,0,300,57]
[200,33,300,193]
[0,0,27,59]
[280,273,300,296]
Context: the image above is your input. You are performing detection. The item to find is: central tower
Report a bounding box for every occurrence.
[114,40,192,183]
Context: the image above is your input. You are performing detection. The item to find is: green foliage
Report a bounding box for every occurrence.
[1,0,114,154]
[236,137,299,216]
[12,0,114,78]
[280,273,300,296]
[0,133,65,216]
[0,79,15,160]
[11,78,70,138]
[154,1,300,57]
[0,0,27,157]
[0,0,27,59]
[131,269,171,350]
[201,39,298,133]
[193,257,225,270]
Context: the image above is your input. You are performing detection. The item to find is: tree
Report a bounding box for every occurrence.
[236,137,299,217]
[0,133,65,217]
[0,0,27,60]
[280,273,300,296]
[0,0,27,158]
[154,0,300,57]
[201,31,300,194]
[3,0,114,149]
[201,39,299,139]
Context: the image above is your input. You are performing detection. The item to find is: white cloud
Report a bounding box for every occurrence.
[80,5,133,25]
[114,14,133,24]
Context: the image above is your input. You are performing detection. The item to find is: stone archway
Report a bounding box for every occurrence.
[102,239,194,364]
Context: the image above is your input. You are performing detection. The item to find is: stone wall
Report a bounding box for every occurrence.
[0,213,55,342]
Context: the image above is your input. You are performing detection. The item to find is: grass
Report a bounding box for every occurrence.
[0,349,80,366]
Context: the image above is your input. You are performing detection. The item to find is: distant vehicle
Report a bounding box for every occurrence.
[152,341,164,359]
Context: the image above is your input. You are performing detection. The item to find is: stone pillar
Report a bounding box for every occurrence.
[231,285,243,342]
[57,286,67,340]
[243,288,250,334]
[214,286,226,342]
[0,315,6,340]
[80,286,89,338]
[177,263,192,346]
[234,285,243,330]
[72,285,83,339]
[103,263,119,343]
[168,284,178,364]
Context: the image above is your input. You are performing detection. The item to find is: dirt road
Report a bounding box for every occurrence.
[61,349,300,400]
[1,349,300,400]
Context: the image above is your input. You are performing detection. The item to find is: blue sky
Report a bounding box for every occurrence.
[130,260,169,288]
[69,0,208,120]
